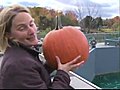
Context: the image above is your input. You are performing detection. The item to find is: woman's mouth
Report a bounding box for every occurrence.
[26,35,36,41]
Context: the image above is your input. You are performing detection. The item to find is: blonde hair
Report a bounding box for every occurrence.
[0,4,30,52]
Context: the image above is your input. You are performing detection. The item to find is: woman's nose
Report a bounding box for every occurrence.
[28,26,35,34]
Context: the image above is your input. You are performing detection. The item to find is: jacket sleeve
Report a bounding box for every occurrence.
[50,70,74,89]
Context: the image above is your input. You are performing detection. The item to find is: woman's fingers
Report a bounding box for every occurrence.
[55,56,61,66]
[71,60,84,68]
[56,55,82,65]
[55,55,85,72]
[67,55,81,65]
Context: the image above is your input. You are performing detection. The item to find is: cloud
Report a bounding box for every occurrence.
[37,0,78,11]
[19,1,39,7]
[1,0,119,19]
[56,0,119,18]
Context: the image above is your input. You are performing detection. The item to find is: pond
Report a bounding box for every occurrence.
[92,72,120,89]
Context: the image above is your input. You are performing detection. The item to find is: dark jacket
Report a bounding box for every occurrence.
[0,43,73,89]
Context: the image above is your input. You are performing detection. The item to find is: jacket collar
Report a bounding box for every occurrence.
[19,44,40,57]
[8,40,40,57]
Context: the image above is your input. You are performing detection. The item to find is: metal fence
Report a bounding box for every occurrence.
[85,33,119,43]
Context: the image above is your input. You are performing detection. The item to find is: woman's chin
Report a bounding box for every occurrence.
[28,40,38,46]
[32,41,39,46]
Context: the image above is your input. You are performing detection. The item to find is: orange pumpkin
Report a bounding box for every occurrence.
[42,26,89,69]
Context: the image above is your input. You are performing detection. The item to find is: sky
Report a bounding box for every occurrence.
[0,0,120,19]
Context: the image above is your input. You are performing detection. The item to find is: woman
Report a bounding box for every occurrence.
[0,4,84,89]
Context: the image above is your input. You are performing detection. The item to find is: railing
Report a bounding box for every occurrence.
[69,71,101,89]
[105,38,120,46]
[85,33,119,43]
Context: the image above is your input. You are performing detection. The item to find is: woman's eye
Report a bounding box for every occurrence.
[30,22,35,27]
[18,26,26,31]
[30,23,33,27]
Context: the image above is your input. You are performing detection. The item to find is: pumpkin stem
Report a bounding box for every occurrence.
[55,13,63,30]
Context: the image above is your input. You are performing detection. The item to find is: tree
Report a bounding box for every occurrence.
[75,1,101,33]
[60,11,78,26]
[95,17,103,30]
[83,16,92,31]
[112,16,120,31]
[39,15,48,30]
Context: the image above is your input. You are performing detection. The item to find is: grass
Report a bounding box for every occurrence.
[100,28,119,33]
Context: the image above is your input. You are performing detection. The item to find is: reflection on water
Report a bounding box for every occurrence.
[92,72,120,89]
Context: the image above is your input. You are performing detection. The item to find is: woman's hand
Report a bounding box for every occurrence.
[55,55,84,73]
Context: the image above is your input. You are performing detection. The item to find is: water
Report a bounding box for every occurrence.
[92,72,120,89]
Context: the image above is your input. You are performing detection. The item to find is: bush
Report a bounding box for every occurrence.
[37,28,51,38]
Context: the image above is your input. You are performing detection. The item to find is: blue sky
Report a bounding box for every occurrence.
[0,0,120,19]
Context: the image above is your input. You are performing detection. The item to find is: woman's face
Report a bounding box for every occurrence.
[9,12,38,47]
